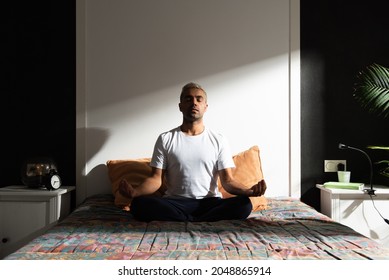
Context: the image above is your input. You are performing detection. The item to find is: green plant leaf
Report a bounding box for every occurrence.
[354,63,389,119]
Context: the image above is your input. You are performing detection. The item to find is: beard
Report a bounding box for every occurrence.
[183,110,203,122]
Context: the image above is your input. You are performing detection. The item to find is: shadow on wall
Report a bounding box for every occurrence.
[77,127,112,198]
[87,164,111,195]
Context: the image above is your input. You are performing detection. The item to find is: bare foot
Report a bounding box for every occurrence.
[118,179,136,198]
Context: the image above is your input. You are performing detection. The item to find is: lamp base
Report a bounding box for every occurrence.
[364,188,376,196]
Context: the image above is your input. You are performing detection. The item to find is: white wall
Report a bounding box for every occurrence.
[76,0,300,204]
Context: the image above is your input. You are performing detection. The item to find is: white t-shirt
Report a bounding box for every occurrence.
[150,126,235,199]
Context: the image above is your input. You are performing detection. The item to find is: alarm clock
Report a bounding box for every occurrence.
[45,169,62,190]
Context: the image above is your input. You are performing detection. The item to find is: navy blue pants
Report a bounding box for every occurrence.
[130,196,252,222]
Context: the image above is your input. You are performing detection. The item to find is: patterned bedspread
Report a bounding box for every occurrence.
[5,194,389,260]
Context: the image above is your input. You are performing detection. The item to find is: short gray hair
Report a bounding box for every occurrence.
[180,82,207,101]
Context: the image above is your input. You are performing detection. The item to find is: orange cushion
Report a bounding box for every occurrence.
[106,158,166,210]
[217,145,267,211]
[106,145,267,211]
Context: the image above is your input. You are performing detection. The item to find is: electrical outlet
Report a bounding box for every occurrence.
[324,160,347,172]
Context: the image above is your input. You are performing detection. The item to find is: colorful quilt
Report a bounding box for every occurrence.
[5,194,389,260]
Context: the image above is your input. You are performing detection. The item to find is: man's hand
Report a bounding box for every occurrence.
[118,179,135,199]
[249,179,267,196]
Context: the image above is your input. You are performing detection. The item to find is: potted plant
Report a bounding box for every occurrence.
[353,63,389,181]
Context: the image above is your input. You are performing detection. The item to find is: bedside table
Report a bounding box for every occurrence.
[0,185,75,259]
[316,184,389,247]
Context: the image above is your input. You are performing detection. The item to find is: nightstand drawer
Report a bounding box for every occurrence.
[0,186,75,259]
[0,201,48,248]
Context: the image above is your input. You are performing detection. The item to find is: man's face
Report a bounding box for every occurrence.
[179,89,208,122]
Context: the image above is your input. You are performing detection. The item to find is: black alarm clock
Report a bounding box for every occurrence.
[45,169,62,190]
[21,157,62,190]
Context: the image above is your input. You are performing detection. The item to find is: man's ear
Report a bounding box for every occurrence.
[178,102,183,112]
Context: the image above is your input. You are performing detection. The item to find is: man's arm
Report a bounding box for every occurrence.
[119,167,164,199]
[218,168,267,196]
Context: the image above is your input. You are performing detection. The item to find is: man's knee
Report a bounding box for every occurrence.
[213,196,252,220]
[236,196,253,219]
[129,196,152,221]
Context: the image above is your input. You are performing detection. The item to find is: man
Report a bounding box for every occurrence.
[119,82,267,222]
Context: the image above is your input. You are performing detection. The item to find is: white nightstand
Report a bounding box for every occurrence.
[0,185,75,259]
[316,184,389,247]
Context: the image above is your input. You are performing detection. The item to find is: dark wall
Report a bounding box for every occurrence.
[0,1,76,187]
[301,0,389,210]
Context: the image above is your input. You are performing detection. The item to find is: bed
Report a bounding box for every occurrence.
[4,146,389,260]
[5,193,389,260]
